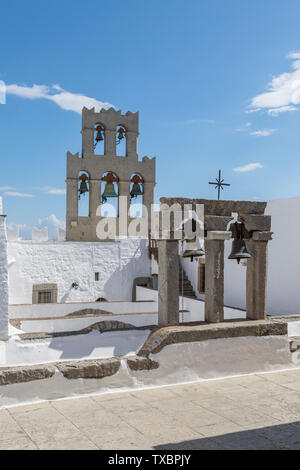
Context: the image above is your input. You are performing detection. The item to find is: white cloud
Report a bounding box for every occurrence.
[236,122,252,132]
[233,162,264,173]
[0,186,14,191]
[40,186,66,195]
[249,52,300,115]
[5,83,114,114]
[249,129,277,137]
[4,191,35,198]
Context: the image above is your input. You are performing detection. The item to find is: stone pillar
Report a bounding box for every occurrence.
[0,215,8,338]
[89,180,101,218]
[66,178,78,220]
[142,182,155,232]
[246,232,272,320]
[118,181,130,236]
[126,131,138,157]
[105,129,116,156]
[81,128,94,155]
[205,231,231,323]
[157,239,179,326]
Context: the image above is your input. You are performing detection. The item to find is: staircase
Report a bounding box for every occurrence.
[179,268,197,299]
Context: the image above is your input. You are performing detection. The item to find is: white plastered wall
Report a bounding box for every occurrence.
[8,238,151,305]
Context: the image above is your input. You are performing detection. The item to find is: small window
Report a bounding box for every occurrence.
[95,272,99,281]
[38,290,53,304]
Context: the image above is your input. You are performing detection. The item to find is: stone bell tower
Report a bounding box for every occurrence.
[66,107,156,242]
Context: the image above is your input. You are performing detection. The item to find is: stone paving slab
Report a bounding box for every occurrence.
[1,368,300,449]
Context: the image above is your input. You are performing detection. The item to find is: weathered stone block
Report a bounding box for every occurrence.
[204,215,233,231]
[127,356,159,371]
[239,214,271,232]
[56,358,120,380]
[252,231,273,241]
[206,231,232,240]
[0,364,56,386]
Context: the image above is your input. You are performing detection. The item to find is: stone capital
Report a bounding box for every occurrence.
[206,231,232,241]
[239,214,271,232]
[205,215,234,231]
[252,231,273,241]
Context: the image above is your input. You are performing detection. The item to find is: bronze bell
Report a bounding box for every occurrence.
[228,239,251,264]
[79,180,88,195]
[95,129,104,142]
[182,238,205,262]
[117,128,125,141]
[130,182,143,199]
[101,182,118,203]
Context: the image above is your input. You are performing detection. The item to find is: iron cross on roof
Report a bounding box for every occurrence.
[209,169,231,200]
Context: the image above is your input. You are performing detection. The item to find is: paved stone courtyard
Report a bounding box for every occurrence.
[1,368,300,450]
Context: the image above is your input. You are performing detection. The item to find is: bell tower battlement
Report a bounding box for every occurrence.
[81,107,139,158]
[66,107,156,242]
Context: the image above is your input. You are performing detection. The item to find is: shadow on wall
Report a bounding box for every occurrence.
[154,421,300,450]
[101,238,150,301]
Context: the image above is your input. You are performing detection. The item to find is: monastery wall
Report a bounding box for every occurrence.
[8,238,151,305]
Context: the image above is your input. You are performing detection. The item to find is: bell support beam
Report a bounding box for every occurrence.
[157,238,179,326]
[246,230,273,320]
[205,231,231,323]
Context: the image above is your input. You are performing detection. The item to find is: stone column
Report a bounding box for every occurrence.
[205,231,231,323]
[89,180,101,219]
[142,182,155,232]
[246,232,272,320]
[81,128,94,155]
[126,131,138,157]
[66,178,78,220]
[157,239,179,326]
[0,215,8,338]
[105,129,116,156]
[118,181,130,237]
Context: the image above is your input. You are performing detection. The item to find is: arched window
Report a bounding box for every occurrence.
[129,174,144,218]
[78,171,90,217]
[94,123,105,154]
[100,171,119,217]
[116,125,127,156]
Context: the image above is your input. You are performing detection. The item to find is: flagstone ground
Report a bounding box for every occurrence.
[1,368,300,450]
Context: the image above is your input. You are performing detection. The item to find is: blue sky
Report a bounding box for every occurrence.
[1,0,300,233]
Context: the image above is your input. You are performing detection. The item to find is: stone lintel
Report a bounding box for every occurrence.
[206,231,232,241]
[252,231,273,241]
[138,320,288,357]
[239,214,271,232]
[160,198,267,216]
[204,215,234,231]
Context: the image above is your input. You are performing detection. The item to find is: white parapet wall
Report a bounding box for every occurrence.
[0,215,9,337]
[8,237,151,305]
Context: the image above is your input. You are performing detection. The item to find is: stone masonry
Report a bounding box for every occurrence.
[66,107,156,241]
[157,198,272,325]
